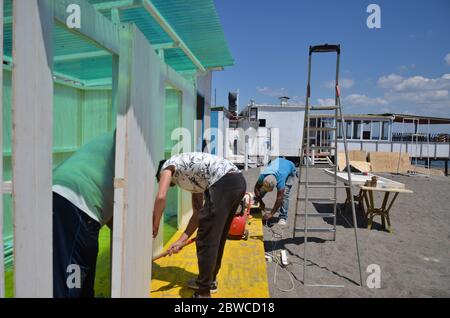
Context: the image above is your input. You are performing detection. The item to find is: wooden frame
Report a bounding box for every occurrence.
[4,0,204,298]
[0,0,4,299]
[112,23,198,297]
[11,0,54,298]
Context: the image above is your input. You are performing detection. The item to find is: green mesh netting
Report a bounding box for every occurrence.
[163,89,182,245]
[2,67,114,297]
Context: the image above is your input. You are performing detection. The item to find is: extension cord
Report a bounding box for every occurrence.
[280,250,289,266]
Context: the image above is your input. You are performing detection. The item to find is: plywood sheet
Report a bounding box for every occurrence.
[369,152,411,173]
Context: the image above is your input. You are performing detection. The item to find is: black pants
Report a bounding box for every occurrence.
[53,193,101,298]
[196,173,247,294]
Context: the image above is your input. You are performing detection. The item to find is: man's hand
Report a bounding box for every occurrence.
[262,212,273,221]
[168,240,185,255]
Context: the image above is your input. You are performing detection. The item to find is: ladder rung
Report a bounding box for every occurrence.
[305,185,349,189]
[299,181,337,186]
[296,213,335,218]
[301,163,336,168]
[295,227,336,233]
[298,198,337,203]
[310,106,339,111]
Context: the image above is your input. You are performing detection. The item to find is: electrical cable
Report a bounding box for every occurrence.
[264,224,296,293]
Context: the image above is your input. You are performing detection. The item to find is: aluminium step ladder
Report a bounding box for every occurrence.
[293,44,363,287]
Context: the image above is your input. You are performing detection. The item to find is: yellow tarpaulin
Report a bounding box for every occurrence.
[151,215,270,298]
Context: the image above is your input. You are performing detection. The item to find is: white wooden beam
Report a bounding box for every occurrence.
[54,50,110,63]
[52,0,120,55]
[12,0,54,298]
[93,0,142,11]
[112,23,158,298]
[153,41,179,50]
[0,0,4,299]
[142,0,206,73]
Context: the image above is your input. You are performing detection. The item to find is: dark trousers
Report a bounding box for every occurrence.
[53,193,101,298]
[196,173,247,294]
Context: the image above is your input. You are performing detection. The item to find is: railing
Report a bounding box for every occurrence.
[391,133,450,143]
[333,140,450,159]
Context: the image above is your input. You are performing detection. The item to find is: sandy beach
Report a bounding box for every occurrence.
[243,168,450,298]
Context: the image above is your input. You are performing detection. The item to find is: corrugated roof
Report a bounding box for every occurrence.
[98,0,234,71]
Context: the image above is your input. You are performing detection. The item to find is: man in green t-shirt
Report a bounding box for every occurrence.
[52,132,115,298]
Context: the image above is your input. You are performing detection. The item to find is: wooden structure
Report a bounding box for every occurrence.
[359,186,413,233]
[324,170,413,233]
[1,0,233,298]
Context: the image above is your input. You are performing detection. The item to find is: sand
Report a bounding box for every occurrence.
[243,168,450,298]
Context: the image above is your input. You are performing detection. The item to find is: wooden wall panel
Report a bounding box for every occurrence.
[112,24,164,297]
[0,0,4,299]
[11,0,53,297]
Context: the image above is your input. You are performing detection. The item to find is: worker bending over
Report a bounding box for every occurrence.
[254,157,297,226]
[52,132,115,298]
[153,152,246,298]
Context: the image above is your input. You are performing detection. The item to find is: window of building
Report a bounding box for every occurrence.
[259,119,266,127]
[353,121,362,140]
[363,121,371,140]
[372,121,381,140]
[345,121,352,139]
[382,121,390,140]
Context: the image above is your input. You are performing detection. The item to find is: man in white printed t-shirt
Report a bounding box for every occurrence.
[152,152,246,298]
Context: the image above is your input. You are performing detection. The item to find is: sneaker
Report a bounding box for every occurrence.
[278,219,287,226]
[187,278,218,294]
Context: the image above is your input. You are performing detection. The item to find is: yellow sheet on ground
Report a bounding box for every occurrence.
[151,215,270,298]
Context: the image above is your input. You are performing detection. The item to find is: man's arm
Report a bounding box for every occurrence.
[254,181,266,210]
[263,188,285,220]
[152,169,172,238]
[168,193,204,254]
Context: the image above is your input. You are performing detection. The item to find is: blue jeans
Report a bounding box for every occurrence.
[260,175,294,221]
[53,192,101,298]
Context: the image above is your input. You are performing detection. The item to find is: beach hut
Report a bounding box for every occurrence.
[0,0,233,298]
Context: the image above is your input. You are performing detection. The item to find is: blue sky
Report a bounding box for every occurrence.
[212,0,450,119]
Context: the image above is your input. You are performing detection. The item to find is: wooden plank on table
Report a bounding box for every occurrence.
[12,0,54,298]
[360,186,413,194]
[0,0,4,299]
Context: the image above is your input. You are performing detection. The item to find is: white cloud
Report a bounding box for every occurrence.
[344,94,388,106]
[325,78,354,89]
[317,98,336,106]
[386,90,449,103]
[375,73,450,112]
[445,53,450,66]
[378,74,403,88]
[378,73,450,92]
[256,87,288,98]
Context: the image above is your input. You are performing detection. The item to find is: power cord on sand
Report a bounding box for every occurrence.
[264,224,296,293]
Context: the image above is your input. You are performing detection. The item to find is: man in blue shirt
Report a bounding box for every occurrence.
[254,158,297,226]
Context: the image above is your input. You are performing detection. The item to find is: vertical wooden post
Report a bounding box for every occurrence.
[12,0,53,298]
[0,0,4,299]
